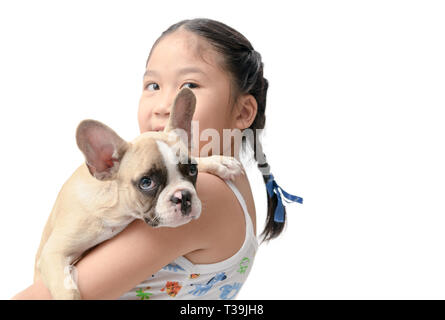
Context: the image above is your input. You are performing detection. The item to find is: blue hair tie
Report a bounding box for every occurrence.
[265,174,303,223]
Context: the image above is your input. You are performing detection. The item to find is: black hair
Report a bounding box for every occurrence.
[147,18,285,242]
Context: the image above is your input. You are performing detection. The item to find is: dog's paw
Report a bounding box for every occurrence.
[217,156,244,181]
[51,288,81,300]
[198,156,244,181]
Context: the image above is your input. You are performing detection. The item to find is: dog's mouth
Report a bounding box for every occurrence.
[143,212,198,228]
[144,216,161,227]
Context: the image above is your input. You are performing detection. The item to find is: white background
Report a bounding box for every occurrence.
[1,0,444,299]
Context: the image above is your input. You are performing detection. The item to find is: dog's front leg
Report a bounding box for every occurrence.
[196,155,244,181]
[38,239,81,300]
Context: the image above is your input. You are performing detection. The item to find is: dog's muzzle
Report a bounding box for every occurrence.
[170,190,192,216]
[144,216,160,227]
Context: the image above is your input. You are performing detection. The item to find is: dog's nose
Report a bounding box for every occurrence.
[170,190,192,216]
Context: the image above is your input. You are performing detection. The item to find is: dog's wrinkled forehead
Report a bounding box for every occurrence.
[119,135,165,180]
[123,132,190,181]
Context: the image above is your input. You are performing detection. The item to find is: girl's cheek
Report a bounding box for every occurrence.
[137,98,152,133]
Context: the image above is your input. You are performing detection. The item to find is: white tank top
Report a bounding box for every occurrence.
[118,179,259,300]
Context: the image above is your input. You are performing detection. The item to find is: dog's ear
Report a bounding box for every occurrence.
[164,88,196,148]
[76,120,129,181]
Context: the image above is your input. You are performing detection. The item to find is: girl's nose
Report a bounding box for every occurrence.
[152,101,171,117]
[153,91,177,117]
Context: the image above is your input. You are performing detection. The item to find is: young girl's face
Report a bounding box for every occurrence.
[138,29,237,156]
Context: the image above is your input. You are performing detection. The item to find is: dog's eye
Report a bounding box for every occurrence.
[139,176,156,190]
[188,164,197,176]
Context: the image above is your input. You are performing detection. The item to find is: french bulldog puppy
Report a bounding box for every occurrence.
[34,88,243,299]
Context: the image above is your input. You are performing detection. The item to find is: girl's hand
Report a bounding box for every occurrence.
[11,276,53,300]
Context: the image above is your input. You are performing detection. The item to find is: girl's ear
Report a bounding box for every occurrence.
[233,94,258,130]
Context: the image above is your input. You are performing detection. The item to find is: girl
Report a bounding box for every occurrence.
[13,18,301,300]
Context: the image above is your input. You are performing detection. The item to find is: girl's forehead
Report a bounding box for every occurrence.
[159,30,203,53]
[148,30,224,72]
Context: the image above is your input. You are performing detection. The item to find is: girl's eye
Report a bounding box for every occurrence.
[145,83,160,91]
[139,176,156,190]
[181,82,199,89]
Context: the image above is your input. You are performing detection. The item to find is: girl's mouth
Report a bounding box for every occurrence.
[153,126,165,132]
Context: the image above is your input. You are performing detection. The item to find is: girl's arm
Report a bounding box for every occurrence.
[12,218,200,300]
[11,276,52,299]
[12,172,235,300]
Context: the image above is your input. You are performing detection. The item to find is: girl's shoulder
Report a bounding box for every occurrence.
[182,171,257,264]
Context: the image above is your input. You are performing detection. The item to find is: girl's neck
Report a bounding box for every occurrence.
[192,135,241,161]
